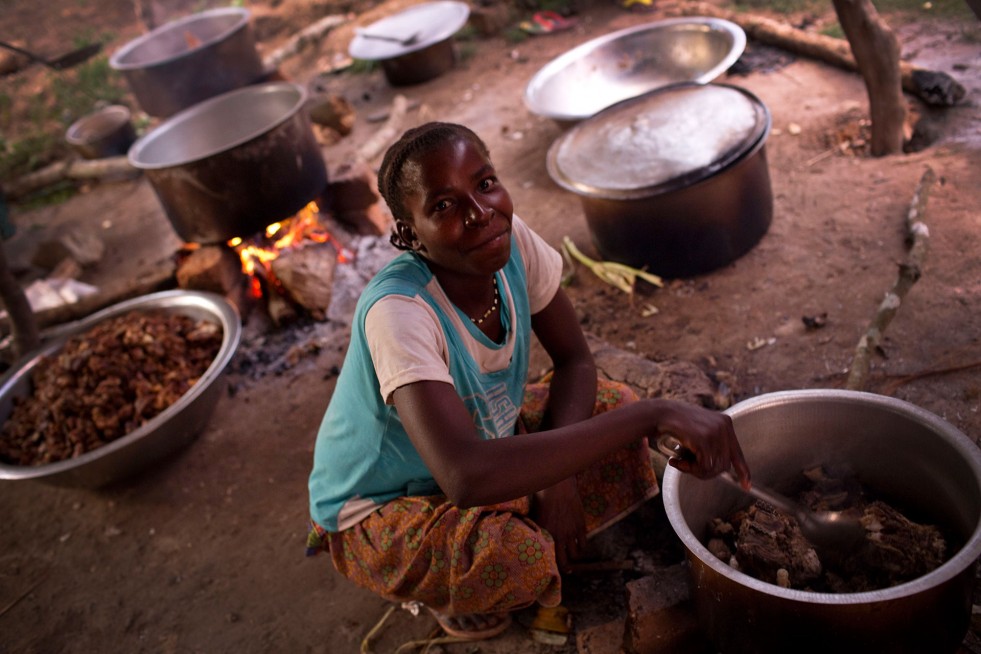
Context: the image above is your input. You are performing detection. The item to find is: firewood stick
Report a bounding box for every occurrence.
[675,3,966,106]
[262,13,351,71]
[0,266,175,337]
[5,156,137,201]
[846,166,935,391]
[357,94,409,163]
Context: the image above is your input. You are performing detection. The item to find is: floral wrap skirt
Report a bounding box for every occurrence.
[306,378,659,616]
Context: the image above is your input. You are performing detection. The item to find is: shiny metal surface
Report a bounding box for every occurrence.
[128,82,328,243]
[548,82,772,278]
[524,17,745,123]
[0,291,241,488]
[662,390,981,654]
[110,8,264,117]
[348,1,470,86]
[65,105,137,160]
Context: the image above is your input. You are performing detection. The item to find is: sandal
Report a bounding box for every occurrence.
[429,608,513,641]
[621,0,656,13]
[519,10,578,35]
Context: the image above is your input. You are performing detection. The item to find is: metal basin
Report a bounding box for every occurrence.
[128,82,328,244]
[525,17,745,124]
[348,1,470,86]
[0,291,241,488]
[662,390,981,654]
[110,7,264,118]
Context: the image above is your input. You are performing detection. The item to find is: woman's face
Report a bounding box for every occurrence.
[399,137,514,278]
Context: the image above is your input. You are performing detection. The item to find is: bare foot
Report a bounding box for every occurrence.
[429,608,512,640]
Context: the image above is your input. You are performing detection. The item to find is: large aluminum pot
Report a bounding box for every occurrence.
[662,390,981,654]
[547,82,772,279]
[110,7,264,118]
[128,82,328,244]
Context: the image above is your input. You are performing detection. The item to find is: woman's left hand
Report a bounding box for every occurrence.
[533,477,587,573]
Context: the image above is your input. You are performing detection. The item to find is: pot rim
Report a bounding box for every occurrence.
[109,6,251,70]
[127,81,308,170]
[65,105,132,145]
[662,389,981,605]
[524,16,746,123]
[0,290,241,484]
[348,0,470,60]
[546,82,771,201]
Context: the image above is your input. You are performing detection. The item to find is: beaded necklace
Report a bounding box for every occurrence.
[470,276,499,325]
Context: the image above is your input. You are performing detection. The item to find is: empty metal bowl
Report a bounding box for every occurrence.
[0,290,241,488]
[524,16,745,124]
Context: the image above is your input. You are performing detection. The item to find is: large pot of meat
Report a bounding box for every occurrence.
[547,82,772,279]
[128,82,328,244]
[662,389,981,654]
[110,7,265,118]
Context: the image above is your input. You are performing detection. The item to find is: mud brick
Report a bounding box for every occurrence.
[623,564,712,654]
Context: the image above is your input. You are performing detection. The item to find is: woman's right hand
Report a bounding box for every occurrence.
[649,400,751,489]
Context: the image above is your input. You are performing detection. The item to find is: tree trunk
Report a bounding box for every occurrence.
[831,0,907,155]
[0,241,39,358]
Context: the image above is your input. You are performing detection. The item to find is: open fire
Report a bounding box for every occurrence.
[176,202,355,324]
[228,201,350,301]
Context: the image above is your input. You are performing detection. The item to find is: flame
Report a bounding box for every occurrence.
[227,201,350,299]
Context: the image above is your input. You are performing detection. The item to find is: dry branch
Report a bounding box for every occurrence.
[5,156,137,201]
[677,3,966,106]
[262,13,351,70]
[846,166,936,390]
[357,94,410,163]
[0,266,175,338]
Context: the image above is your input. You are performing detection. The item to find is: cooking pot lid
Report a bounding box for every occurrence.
[348,1,470,60]
[547,82,770,199]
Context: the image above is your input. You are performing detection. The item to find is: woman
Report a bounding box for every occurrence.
[307,122,749,640]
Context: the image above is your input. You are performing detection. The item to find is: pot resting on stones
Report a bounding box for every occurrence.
[127,81,328,245]
[662,390,981,654]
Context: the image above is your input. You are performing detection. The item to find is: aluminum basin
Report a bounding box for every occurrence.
[0,291,241,488]
[525,16,745,124]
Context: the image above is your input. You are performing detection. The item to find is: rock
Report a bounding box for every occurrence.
[31,225,105,270]
[586,333,719,407]
[623,564,711,654]
[576,617,626,654]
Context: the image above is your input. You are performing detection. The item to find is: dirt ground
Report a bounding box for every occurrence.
[1,0,980,652]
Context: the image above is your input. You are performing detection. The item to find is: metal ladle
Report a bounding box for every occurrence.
[656,434,867,557]
[354,28,421,47]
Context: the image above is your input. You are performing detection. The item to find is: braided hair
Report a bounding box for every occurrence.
[378,122,491,251]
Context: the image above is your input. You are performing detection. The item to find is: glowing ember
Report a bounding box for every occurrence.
[227,202,351,299]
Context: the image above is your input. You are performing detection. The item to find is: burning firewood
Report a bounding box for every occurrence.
[175,245,243,296]
[270,242,336,321]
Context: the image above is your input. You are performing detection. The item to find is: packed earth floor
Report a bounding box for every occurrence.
[0,0,979,652]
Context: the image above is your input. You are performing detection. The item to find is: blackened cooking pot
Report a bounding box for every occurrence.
[128,82,327,244]
[110,7,264,118]
[663,390,981,654]
[547,82,772,278]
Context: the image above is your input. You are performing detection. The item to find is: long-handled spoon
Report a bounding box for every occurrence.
[656,434,866,557]
[355,28,421,47]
